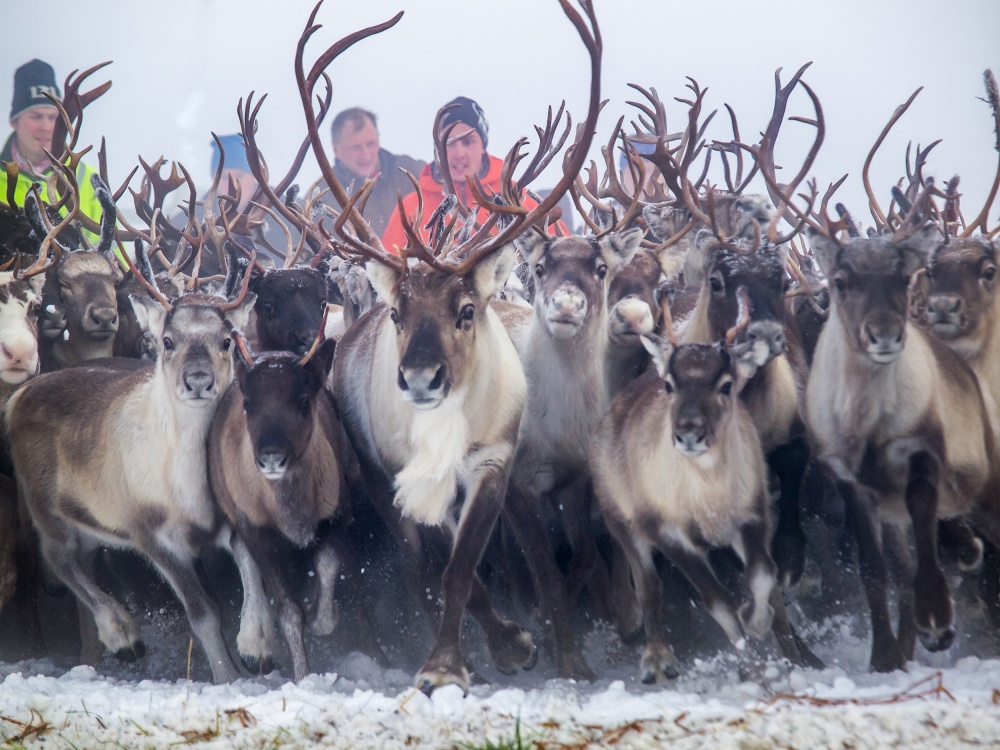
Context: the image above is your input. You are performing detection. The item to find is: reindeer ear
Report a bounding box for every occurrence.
[224,292,257,332]
[806,228,841,278]
[683,229,717,289]
[306,338,337,384]
[471,243,517,300]
[514,230,548,266]
[365,260,401,307]
[129,294,167,339]
[27,275,45,299]
[897,222,943,277]
[641,332,673,379]
[598,227,643,273]
[642,203,684,242]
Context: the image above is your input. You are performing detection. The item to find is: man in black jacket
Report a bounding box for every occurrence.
[327,107,424,237]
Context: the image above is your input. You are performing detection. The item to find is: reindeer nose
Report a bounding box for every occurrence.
[552,287,586,316]
[865,322,903,347]
[397,364,446,401]
[744,320,785,361]
[928,294,962,314]
[1,344,22,366]
[183,370,216,396]
[90,307,118,327]
[256,447,289,476]
[674,415,707,451]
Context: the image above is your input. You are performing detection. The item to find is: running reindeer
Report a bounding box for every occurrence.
[258,0,604,695]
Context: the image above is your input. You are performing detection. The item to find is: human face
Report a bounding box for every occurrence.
[444,125,485,185]
[333,119,381,178]
[12,106,58,167]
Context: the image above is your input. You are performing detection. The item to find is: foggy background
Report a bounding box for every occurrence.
[2,0,998,229]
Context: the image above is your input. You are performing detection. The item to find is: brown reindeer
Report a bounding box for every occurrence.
[258,0,603,695]
[5,256,260,681]
[209,334,375,679]
[592,300,820,683]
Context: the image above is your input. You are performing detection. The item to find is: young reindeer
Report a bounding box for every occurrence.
[209,331,369,680]
[5,240,260,683]
[592,296,819,683]
[271,0,604,695]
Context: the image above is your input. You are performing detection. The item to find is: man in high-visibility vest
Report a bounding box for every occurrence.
[0,59,103,235]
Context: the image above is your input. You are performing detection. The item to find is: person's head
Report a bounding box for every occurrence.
[209,134,256,210]
[619,139,661,196]
[438,96,488,185]
[331,108,380,179]
[9,59,61,167]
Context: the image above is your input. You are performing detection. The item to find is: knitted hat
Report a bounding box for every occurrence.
[440,96,488,149]
[209,133,251,174]
[10,59,60,121]
[619,138,657,172]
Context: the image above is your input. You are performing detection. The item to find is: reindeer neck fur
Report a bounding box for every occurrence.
[520,300,609,470]
[679,287,715,344]
[365,305,525,527]
[963,300,1000,412]
[807,310,935,466]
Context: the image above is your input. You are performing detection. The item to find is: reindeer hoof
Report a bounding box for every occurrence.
[415,652,471,697]
[113,640,145,662]
[523,643,538,671]
[919,625,956,653]
[489,628,536,675]
[639,644,680,684]
[241,654,276,675]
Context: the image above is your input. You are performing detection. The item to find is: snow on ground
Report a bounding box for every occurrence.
[2,605,1000,749]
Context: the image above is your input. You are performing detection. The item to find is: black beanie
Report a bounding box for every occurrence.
[10,59,60,121]
[441,96,488,149]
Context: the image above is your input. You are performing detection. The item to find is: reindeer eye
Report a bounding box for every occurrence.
[595,263,607,280]
[719,381,733,396]
[983,266,996,282]
[664,380,674,395]
[390,308,400,324]
[297,395,311,415]
[262,302,276,318]
[535,263,545,278]
[162,337,175,351]
[458,303,475,327]
[833,277,847,294]
[709,275,724,294]
[223,338,232,351]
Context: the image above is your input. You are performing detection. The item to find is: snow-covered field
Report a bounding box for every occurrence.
[3,575,1000,750]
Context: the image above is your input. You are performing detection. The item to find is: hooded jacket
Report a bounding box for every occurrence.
[381,154,565,252]
[328,148,424,238]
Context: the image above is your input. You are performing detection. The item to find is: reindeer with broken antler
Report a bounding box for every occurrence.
[766,123,1000,670]
[267,0,602,695]
[5,225,263,681]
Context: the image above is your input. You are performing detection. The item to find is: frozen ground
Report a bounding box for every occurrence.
[2,566,1000,749]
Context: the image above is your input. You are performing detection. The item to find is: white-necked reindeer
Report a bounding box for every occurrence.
[5,248,260,682]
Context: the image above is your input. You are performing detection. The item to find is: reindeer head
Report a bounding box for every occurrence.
[249,266,328,356]
[921,237,997,347]
[607,248,668,345]
[642,336,753,459]
[45,250,124,349]
[809,224,941,364]
[235,339,336,480]
[366,246,516,409]
[0,272,43,385]
[130,292,255,406]
[518,228,643,340]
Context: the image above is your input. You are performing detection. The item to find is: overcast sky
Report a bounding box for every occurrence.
[3,0,998,229]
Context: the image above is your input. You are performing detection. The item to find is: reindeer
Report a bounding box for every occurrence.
[5,240,261,682]
[246,0,603,695]
[209,333,378,680]
[592,295,820,683]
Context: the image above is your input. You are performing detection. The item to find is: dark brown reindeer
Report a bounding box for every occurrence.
[209,332,371,680]
[272,0,603,695]
[592,298,820,683]
[5,239,261,683]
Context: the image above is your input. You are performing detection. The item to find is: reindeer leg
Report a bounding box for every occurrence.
[220,526,277,675]
[905,450,954,653]
[884,524,917,661]
[733,519,777,640]
[466,573,536,675]
[768,437,810,591]
[836,478,906,672]
[136,530,239,684]
[606,516,679,683]
[39,531,144,663]
[503,482,595,681]
[416,463,525,695]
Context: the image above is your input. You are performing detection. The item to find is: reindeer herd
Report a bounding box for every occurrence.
[0,0,999,697]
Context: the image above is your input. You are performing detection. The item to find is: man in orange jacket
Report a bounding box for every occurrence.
[381,96,565,252]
